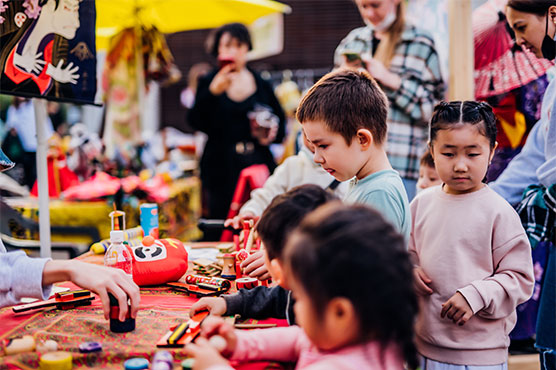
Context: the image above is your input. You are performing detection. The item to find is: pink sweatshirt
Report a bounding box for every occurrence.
[408,185,534,366]
[210,325,404,370]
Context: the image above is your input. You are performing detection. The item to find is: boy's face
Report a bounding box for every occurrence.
[302,120,366,182]
[417,163,441,190]
[263,250,289,290]
[302,131,315,154]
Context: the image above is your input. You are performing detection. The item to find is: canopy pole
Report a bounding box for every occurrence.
[33,98,51,258]
[135,3,145,135]
[448,0,474,100]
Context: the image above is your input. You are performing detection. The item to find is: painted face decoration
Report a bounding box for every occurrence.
[133,239,167,262]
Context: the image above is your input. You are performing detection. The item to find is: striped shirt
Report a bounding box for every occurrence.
[335,25,445,180]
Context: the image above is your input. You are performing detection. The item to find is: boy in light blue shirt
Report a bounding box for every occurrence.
[296,69,410,242]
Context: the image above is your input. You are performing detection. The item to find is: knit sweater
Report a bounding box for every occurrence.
[408,185,535,365]
[209,325,404,370]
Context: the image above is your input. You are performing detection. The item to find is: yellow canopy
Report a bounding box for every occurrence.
[96,0,292,50]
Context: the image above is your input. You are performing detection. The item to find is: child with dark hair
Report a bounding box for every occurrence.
[187,203,418,369]
[410,101,534,369]
[416,150,441,193]
[296,68,411,242]
[189,184,337,324]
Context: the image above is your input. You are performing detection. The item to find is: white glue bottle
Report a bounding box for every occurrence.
[104,230,133,278]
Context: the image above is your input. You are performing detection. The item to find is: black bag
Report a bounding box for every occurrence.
[1,130,25,164]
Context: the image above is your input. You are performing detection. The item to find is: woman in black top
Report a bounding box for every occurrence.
[189,23,286,238]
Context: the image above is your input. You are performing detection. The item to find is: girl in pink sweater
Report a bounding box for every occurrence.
[186,203,419,369]
[409,101,535,369]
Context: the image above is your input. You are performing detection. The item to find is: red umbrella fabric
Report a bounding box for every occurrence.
[473,0,553,99]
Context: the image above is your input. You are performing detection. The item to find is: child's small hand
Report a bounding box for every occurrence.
[224,212,257,230]
[185,337,231,369]
[441,292,474,326]
[189,297,227,317]
[200,316,238,356]
[241,250,270,281]
[413,267,433,296]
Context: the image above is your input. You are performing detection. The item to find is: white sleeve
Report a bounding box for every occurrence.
[239,156,302,217]
[0,251,52,308]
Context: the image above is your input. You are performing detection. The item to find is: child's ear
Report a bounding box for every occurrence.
[489,141,498,163]
[325,297,357,329]
[356,129,373,149]
[428,143,435,160]
[550,5,556,23]
[269,259,285,286]
[330,297,354,318]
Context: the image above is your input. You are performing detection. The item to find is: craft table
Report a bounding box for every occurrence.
[0,245,287,369]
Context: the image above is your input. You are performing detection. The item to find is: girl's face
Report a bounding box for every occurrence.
[289,275,359,351]
[217,32,249,67]
[431,124,495,195]
[354,0,398,26]
[506,7,556,59]
[417,163,441,190]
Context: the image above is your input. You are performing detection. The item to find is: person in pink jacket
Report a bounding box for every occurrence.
[186,203,419,369]
[410,101,535,369]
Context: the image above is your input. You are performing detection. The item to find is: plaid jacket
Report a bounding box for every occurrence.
[516,184,556,248]
[335,25,445,180]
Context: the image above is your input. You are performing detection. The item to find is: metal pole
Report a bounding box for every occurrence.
[33,98,51,258]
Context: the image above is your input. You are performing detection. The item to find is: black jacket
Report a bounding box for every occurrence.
[223,285,295,325]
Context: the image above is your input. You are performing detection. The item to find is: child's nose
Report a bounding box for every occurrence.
[454,159,467,172]
[313,151,324,164]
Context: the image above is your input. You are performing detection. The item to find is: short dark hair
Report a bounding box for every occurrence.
[285,203,419,370]
[429,101,497,149]
[420,150,435,169]
[507,0,556,16]
[256,184,337,261]
[206,23,252,58]
[296,69,389,145]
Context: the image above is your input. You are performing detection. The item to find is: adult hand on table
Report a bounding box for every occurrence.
[240,250,270,281]
[190,297,227,317]
[42,260,141,321]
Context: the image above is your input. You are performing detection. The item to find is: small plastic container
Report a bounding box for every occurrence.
[124,358,149,370]
[104,230,133,278]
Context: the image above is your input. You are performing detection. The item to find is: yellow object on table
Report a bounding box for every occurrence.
[39,351,73,370]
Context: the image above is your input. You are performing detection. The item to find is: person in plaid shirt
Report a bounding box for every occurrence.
[335,0,445,200]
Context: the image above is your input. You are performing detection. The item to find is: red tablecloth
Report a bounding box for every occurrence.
[0,283,287,369]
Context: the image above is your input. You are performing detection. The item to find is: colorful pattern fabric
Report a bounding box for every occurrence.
[0,282,286,370]
[516,184,556,249]
[487,75,549,150]
[335,25,445,180]
[102,27,180,159]
[0,0,97,103]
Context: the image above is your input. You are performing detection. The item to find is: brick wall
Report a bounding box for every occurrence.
[161,0,363,131]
